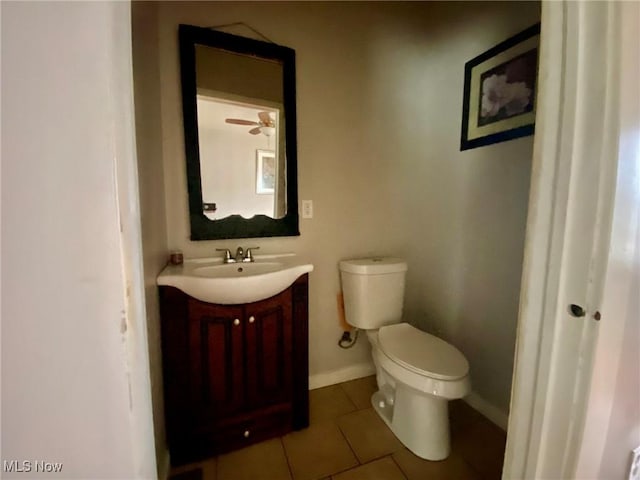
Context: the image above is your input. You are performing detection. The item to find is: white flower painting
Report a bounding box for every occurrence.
[478,49,537,127]
[481,74,532,118]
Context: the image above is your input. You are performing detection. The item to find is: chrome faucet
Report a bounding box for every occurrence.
[216,246,260,263]
[216,248,234,263]
[243,247,259,262]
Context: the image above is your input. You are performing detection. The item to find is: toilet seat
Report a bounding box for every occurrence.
[378,323,469,381]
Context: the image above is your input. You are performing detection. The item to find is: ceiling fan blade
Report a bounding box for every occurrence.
[258,111,273,125]
[225,118,259,126]
[248,127,262,135]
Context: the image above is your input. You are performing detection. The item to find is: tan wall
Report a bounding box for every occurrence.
[150,1,539,420]
[132,2,170,476]
[196,46,283,103]
[385,3,540,415]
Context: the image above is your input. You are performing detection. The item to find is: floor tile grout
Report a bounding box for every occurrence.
[453,449,484,480]
[279,436,295,480]
[388,454,409,480]
[334,417,362,466]
[331,455,408,480]
[336,382,359,411]
[325,458,366,479]
[334,408,407,466]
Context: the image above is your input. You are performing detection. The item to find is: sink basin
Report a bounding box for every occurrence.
[157,254,313,304]
[193,262,285,278]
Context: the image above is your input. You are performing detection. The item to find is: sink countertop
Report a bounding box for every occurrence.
[157,253,313,304]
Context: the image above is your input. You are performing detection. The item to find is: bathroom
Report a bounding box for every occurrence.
[5,0,640,478]
[133,1,540,478]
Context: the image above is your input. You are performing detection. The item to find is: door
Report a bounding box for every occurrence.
[245,289,293,409]
[188,299,245,422]
[504,2,639,478]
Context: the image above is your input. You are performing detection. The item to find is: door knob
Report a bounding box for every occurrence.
[249,316,255,323]
[569,304,586,317]
[243,430,250,438]
[233,318,240,326]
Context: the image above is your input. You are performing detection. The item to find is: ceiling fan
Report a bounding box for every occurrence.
[225,111,275,136]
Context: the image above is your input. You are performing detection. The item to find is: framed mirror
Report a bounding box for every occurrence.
[179,24,299,240]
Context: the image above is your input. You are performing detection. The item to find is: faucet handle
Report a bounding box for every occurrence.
[216,248,233,263]
[243,247,260,262]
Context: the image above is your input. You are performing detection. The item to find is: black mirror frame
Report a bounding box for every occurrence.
[179,24,299,241]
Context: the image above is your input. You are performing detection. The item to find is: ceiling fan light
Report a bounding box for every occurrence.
[261,126,276,137]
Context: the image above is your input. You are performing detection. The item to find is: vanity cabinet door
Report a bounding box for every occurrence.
[244,288,293,409]
[188,300,245,420]
[160,275,309,465]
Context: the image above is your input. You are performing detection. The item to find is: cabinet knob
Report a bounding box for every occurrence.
[249,316,255,323]
[233,318,240,326]
[243,430,250,438]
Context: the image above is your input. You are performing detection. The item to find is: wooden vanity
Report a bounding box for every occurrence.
[159,274,309,465]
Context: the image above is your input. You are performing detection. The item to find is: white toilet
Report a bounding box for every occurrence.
[339,257,470,461]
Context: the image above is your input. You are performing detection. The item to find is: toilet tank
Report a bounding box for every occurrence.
[339,257,408,330]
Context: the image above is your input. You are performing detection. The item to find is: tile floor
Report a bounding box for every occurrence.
[169,376,507,480]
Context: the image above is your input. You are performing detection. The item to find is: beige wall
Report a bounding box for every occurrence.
[132,2,170,476]
[386,3,540,416]
[148,0,539,423]
[196,45,283,103]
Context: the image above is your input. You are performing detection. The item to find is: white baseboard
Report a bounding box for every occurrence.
[158,448,170,480]
[309,362,376,390]
[464,391,509,431]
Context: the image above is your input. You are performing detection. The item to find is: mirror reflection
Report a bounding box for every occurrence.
[179,25,299,240]
[196,95,285,219]
[195,45,287,220]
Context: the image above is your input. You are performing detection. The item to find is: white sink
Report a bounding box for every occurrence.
[157,254,313,304]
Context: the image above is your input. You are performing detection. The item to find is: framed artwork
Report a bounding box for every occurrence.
[256,149,276,194]
[461,23,540,150]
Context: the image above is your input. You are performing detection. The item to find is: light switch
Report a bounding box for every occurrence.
[302,200,313,218]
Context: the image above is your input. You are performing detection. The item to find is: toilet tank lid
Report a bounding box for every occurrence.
[339,257,407,274]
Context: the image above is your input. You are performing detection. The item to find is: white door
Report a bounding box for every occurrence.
[504,1,640,478]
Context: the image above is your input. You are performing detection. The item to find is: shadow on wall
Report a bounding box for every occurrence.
[453,140,533,413]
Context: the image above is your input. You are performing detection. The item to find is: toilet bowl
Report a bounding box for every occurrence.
[367,324,470,460]
[339,257,471,461]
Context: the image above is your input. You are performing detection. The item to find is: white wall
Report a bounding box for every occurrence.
[595,6,640,475]
[576,1,640,477]
[2,2,155,478]
[146,1,538,417]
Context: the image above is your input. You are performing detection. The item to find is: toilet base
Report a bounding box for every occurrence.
[372,383,450,461]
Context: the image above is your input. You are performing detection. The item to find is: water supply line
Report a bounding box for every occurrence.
[336,291,359,348]
[338,329,359,349]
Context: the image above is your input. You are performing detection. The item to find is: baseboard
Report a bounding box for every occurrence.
[464,391,509,431]
[158,448,170,480]
[309,362,376,390]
